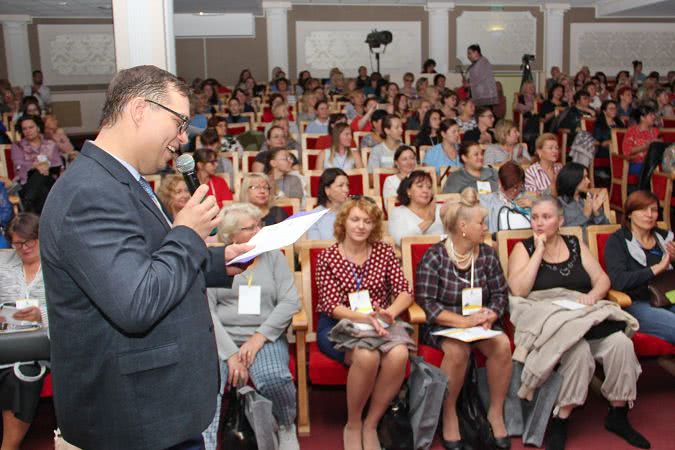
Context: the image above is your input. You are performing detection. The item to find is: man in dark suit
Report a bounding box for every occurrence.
[40,65,250,450]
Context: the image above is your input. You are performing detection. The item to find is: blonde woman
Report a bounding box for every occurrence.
[485,120,531,166]
[157,174,190,220]
[416,188,512,449]
[239,173,289,226]
[317,123,363,171]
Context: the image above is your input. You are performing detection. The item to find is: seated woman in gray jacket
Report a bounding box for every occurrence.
[508,196,648,450]
[443,141,498,195]
[556,162,609,228]
[203,203,301,450]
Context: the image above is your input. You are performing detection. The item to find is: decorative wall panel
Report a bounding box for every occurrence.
[296,21,421,78]
[37,24,116,86]
[456,11,536,66]
[570,23,675,75]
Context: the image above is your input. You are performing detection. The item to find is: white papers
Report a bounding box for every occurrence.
[227,208,330,265]
[431,327,503,342]
[0,305,40,331]
[553,300,587,311]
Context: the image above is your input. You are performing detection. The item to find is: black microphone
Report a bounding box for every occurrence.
[175,154,217,236]
[175,154,200,195]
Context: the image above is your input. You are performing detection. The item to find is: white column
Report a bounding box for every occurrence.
[426,2,454,74]
[112,0,175,73]
[263,1,292,78]
[542,3,570,75]
[0,15,32,88]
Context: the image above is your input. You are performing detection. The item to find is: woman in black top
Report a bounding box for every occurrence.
[604,191,675,344]
[414,108,443,148]
[508,196,648,450]
[540,83,568,133]
[593,100,624,159]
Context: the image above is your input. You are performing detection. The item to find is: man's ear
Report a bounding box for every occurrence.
[128,97,147,129]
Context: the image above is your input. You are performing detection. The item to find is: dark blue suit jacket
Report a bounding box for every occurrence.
[40,142,231,450]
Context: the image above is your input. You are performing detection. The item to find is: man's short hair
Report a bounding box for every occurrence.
[100,65,190,128]
[468,44,482,55]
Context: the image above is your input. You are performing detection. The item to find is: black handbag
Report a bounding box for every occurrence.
[377,385,414,450]
[0,326,50,364]
[457,355,496,450]
[648,269,675,308]
[221,389,258,450]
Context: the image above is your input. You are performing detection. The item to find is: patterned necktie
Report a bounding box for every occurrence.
[138,176,172,225]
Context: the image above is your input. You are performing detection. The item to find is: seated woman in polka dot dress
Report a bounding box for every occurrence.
[316,197,413,450]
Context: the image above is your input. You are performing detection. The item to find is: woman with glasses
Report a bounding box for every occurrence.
[239,173,289,226]
[157,174,190,221]
[462,106,495,144]
[316,197,413,450]
[202,203,301,450]
[0,213,48,450]
[193,148,233,208]
[264,148,305,204]
[388,170,444,247]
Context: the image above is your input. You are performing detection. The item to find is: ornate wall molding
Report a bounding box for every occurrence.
[570,23,675,75]
[37,24,115,86]
[455,11,536,66]
[295,21,421,78]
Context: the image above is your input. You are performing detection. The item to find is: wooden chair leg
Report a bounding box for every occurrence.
[295,331,310,436]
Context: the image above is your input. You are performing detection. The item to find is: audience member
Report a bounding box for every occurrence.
[622,105,660,177]
[617,86,634,126]
[462,106,495,144]
[455,98,477,132]
[24,70,50,109]
[484,119,530,166]
[306,100,331,134]
[405,99,430,131]
[443,141,498,194]
[43,115,76,160]
[0,213,48,450]
[239,173,289,226]
[382,145,418,202]
[423,118,463,175]
[416,188,512,449]
[226,97,249,124]
[524,133,562,195]
[480,161,532,233]
[540,83,568,133]
[316,197,413,450]
[157,174,190,221]
[317,123,362,171]
[556,162,609,227]
[388,170,443,246]
[605,191,674,344]
[264,148,305,203]
[368,114,403,172]
[593,100,624,161]
[414,108,442,148]
[193,148,233,207]
[440,90,459,120]
[508,196,649,450]
[203,203,300,450]
[307,168,350,240]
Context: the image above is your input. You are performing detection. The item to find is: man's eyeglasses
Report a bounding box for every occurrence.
[12,239,36,250]
[144,99,189,135]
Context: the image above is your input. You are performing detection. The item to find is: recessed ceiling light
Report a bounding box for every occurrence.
[58,1,68,5]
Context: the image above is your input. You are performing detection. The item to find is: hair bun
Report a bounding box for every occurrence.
[459,187,480,207]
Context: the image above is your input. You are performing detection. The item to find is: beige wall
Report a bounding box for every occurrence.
[0,25,7,81]
[175,17,268,86]
[563,7,675,74]
[288,5,429,78]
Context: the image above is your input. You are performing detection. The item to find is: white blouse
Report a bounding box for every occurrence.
[387,204,444,246]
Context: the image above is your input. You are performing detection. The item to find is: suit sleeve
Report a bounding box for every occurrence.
[59,186,215,334]
[205,246,233,289]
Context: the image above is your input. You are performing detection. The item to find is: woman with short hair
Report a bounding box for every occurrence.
[480,161,532,234]
[203,203,301,450]
[524,133,562,195]
[416,188,512,450]
[605,190,675,344]
[239,173,289,226]
[0,213,48,450]
[484,119,530,166]
[316,197,413,450]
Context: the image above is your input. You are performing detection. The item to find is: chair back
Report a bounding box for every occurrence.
[610,128,627,155]
[306,169,369,197]
[145,174,162,192]
[662,117,675,128]
[651,170,674,229]
[660,128,675,143]
[1,145,14,180]
[302,149,323,173]
[302,134,326,152]
[353,131,370,148]
[299,240,337,338]
[373,168,398,198]
[496,226,583,276]
[241,151,259,173]
[274,197,300,217]
[227,122,250,136]
[404,130,418,146]
[401,235,442,291]
[581,118,596,134]
[586,224,621,271]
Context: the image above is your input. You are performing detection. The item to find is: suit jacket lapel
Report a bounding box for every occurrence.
[80,143,171,232]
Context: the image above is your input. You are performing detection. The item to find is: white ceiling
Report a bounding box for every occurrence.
[0,0,673,18]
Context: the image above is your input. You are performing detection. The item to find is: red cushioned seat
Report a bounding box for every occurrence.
[632,332,675,357]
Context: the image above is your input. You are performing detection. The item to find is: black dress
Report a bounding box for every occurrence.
[523,235,592,293]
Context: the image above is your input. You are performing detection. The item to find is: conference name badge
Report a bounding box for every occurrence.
[238,285,261,315]
[476,181,492,195]
[349,290,373,314]
[462,288,482,316]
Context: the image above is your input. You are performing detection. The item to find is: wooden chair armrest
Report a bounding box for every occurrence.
[653,170,675,180]
[607,289,632,308]
[292,307,308,331]
[406,302,427,324]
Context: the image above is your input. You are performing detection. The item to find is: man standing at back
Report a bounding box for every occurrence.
[40,65,250,450]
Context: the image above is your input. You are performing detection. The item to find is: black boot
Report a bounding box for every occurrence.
[546,417,568,450]
[604,405,651,449]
